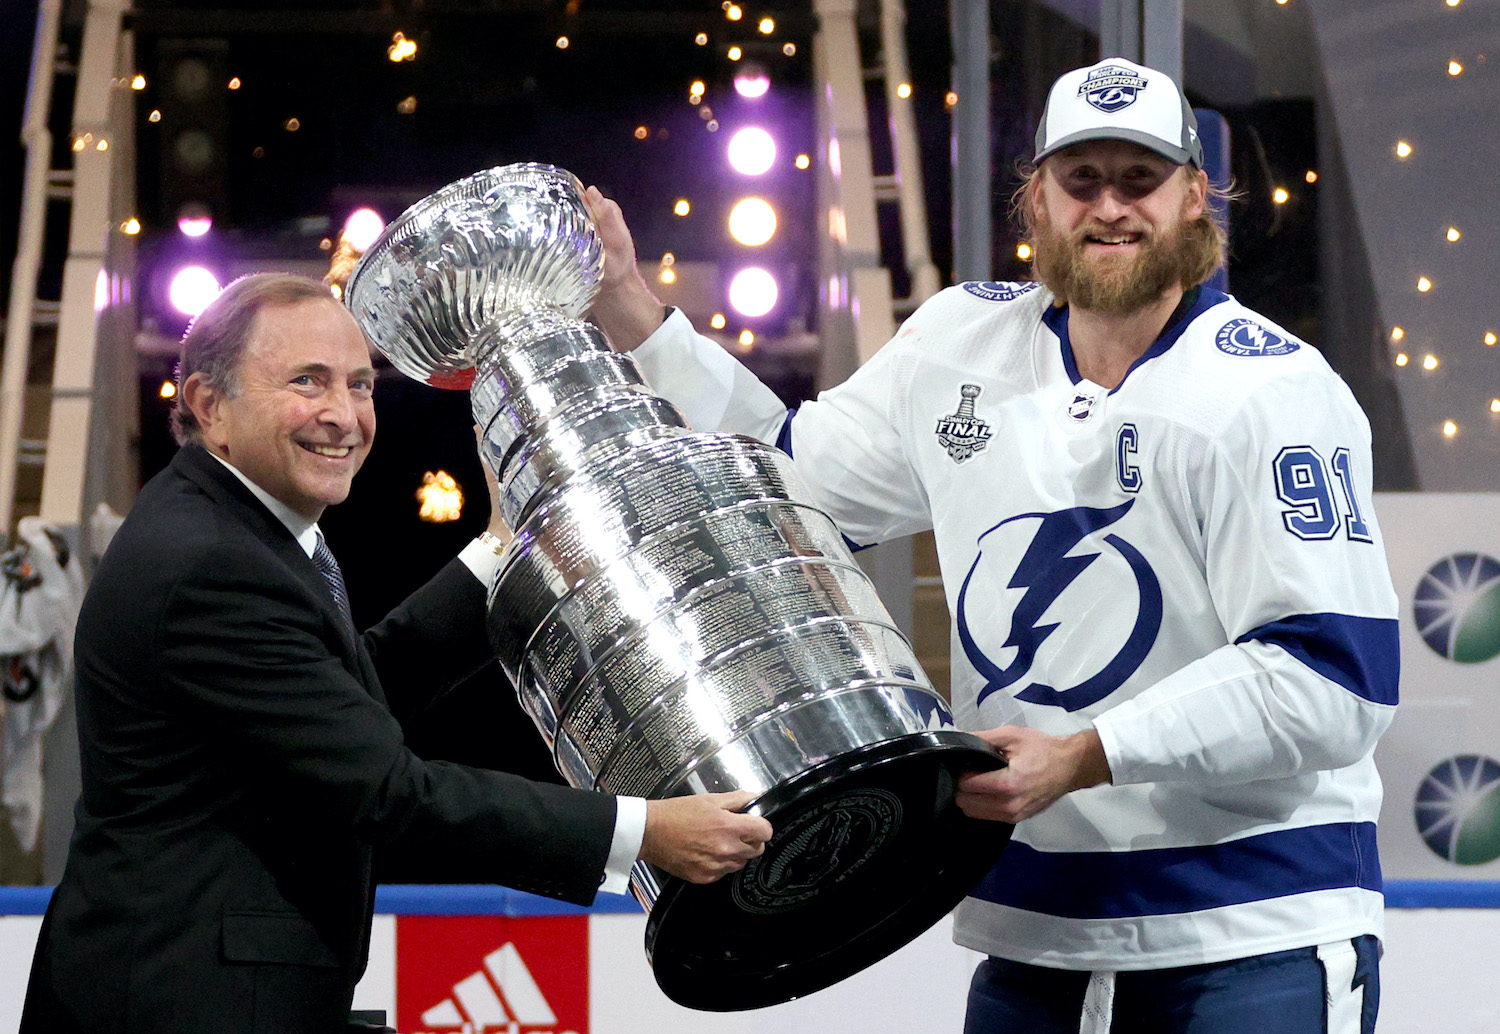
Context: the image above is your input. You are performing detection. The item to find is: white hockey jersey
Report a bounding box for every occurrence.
[630,282,1399,971]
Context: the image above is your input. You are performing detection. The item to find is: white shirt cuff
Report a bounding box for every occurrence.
[457,536,506,588]
[601,795,647,895]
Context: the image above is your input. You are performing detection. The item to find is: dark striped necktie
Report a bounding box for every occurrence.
[311,532,355,636]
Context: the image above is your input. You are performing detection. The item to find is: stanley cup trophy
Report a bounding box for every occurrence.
[346,164,1011,1010]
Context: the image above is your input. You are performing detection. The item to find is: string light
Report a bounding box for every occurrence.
[1417,276,1433,292]
[659,268,677,285]
[674,199,691,216]
[1395,353,1410,367]
[1272,187,1290,204]
[634,125,649,139]
[130,74,146,90]
[1491,399,1500,414]
[387,32,417,62]
[690,80,706,96]
[896,83,912,98]
[795,153,810,169]
[728,45,743,60]
[1448,60,1463,76]
[1486,332,1497,346]
[1395,140,1413,158]
[710,313,727,330]
[945,91,959,110]
[1446,0,1461,6]
[396,95,417,114]
[555,36,570,49]
[148,109,161,122]
[661,253,675,266]
[1305,170,1319,183]
[758,17,775,33]
[1443,420,1458,437]
[159,381,177,400]
[96,138,109,151]
[1446,226,1462,242]
[1017,242,1033,261]
[783,43,797,56]
[1391,326,1405,341]
[284,117,300,132]
[726,4,743,21]
[1423,354,1439,370]
[120,217,141,235]
[416,471,463,523]
[739,330,755,347]
[227,77,241,90]
[696,33,709,46]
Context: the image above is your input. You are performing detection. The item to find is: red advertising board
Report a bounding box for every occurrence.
[396,915,589,1034]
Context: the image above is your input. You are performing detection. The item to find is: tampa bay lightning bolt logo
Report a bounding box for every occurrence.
[957,501,1162,712]
[1215,319,1300,357]
[962,281,1040,303]
[1080,65,1150,113]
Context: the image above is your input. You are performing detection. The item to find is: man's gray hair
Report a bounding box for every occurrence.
[171,273,340,446]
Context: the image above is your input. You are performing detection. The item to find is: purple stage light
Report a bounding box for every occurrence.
[342,207,386,253]
[169,266,222,316]
[727,127,776,176]
[734,64,771,98]
[729,267,778,317]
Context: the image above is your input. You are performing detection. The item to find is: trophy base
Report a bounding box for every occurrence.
[642,730,1011,1011]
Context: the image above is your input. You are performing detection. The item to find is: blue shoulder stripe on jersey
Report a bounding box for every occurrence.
[1046,286,1230,390]
[775,406,874,553]
[970,821,1380,919]
[1236,613,1400,705]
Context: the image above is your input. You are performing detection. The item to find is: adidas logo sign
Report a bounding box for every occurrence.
[413,942,580,1034]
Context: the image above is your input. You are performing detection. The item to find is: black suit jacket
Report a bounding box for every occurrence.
[21,445,617,1034]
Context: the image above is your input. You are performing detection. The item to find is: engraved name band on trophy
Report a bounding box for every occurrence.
[345,164,1010,1011]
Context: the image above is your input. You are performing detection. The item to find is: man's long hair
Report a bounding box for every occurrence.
[1011,164,1230,307]
[172,273,339,446]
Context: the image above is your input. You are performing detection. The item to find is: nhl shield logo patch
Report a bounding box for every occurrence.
[1079,64,1149,113]
[936,384,993,463]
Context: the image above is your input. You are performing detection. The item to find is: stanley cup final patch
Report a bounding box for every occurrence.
[936,384,993,463]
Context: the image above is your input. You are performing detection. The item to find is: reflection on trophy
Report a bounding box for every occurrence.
[346,164,1010,1010]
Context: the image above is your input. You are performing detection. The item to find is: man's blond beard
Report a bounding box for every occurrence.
[1030,195,1202,315]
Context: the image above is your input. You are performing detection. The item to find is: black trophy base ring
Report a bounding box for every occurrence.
[643,730,1012,1011]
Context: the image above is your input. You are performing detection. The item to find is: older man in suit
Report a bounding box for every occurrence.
[20,272,771,1034]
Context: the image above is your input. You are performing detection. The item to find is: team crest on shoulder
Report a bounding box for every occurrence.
[1080,65,1150,113]
[1215,319,1300,357]
[962,281,1040,303]
[935,384,993,463]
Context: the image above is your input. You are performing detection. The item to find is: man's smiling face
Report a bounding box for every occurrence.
[1030,139,1207,315]
[195,297,376,521]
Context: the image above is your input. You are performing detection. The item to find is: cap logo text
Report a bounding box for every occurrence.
[1080,65,1149,113]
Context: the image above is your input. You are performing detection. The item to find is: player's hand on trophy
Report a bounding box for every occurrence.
[583,185,668,352]
[955,726,1112,823]
[640,791,774,884]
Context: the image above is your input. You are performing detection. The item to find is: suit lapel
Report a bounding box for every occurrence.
[171,446,375,684]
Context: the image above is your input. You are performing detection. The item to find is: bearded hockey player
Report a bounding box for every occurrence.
[586,57,1397,1034]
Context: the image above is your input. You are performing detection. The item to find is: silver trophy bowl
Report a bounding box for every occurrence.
[346,163,1009,1010]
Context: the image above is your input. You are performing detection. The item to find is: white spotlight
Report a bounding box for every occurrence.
[342,207,386,253]
[727,127,776,175]
[728,197,777,246]
[169,266,221,316]
[729,267,778,317]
